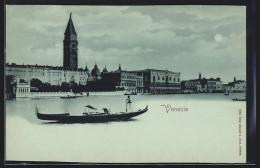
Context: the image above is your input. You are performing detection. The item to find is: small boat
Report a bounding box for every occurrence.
[224,91,229,96]
[75,92,84,97]
[60,95,77,99]
[35,105,148,123]
[232,98,246,101]
[124,92,137,95]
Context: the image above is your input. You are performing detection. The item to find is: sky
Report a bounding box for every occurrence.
[6,5,246,84]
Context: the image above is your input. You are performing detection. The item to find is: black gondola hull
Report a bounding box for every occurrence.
[36,106,148,123]
[232,99,246,101]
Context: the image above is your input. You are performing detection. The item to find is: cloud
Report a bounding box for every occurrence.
[6,5,246,83]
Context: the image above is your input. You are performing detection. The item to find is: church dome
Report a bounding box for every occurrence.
[85,67,91,75]
[91,64,101,78]
[84,63,91,75]
[102,66,108,73]
[86,69,91,76]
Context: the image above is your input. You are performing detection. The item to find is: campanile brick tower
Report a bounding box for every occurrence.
[63,13,78,70]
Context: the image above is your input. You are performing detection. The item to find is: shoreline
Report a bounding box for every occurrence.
[6,91,246,99]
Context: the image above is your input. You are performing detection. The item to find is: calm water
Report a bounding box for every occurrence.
[5,93,246,163]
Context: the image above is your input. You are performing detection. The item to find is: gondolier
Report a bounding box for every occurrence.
[126,96,132,112]
[126,96,132,103]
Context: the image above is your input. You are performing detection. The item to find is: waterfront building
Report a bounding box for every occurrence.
[207,77,223,93]
[224,83,233,93]
[181,73,223,93]
[15,80,31,98]
[101,65,142,93]
[121,71,139,93]
[128,71,144,93]
[142,69,181,94]
[181,80,198,93]
[102,68,181,94]
[6,63,89,86]
[224,77,246,93]
[234,81,246,92]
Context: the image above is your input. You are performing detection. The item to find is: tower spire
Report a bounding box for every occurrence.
[63,13,78,70]
[102,64,108,73]
[85,62,89,70]
[65,13,77,35]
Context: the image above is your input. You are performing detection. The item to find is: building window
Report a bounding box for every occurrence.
[162,77,164,80]
[158,76,160,80]
[174,78,176,82]
[153,76,155,81]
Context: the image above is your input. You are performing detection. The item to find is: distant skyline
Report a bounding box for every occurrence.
[6,5,246,83]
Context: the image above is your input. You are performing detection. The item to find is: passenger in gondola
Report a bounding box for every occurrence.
[103,108,109,114]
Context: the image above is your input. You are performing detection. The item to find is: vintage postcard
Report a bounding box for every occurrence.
[5,5,249,163]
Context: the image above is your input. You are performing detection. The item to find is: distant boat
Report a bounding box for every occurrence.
[60,95,77,99]
[35,105,148,123]
[124,92,137,95]
[75,92,84,97]
[224,91,229,96]
[232,98,246,101]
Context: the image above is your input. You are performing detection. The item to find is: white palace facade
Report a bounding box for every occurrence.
[6,64,89,85]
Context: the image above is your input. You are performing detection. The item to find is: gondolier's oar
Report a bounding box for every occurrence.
[35,104,38,115]
[126,99,127,112]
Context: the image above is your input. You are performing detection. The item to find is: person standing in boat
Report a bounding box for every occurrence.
[126,95,132,112]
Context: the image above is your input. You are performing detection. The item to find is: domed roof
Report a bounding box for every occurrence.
[85,68,91,75]
[85,63,91,75]
[91,64,101,78]
[86,69,91,76]
[114,64,122,73]
[102,66,108,73]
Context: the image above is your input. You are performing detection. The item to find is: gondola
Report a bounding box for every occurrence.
[60,95,77,99]
[35,105,148,123]
[232,98,246,101]
[124,92,137,95]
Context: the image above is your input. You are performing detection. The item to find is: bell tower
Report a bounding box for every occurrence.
[63,13,78,70]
